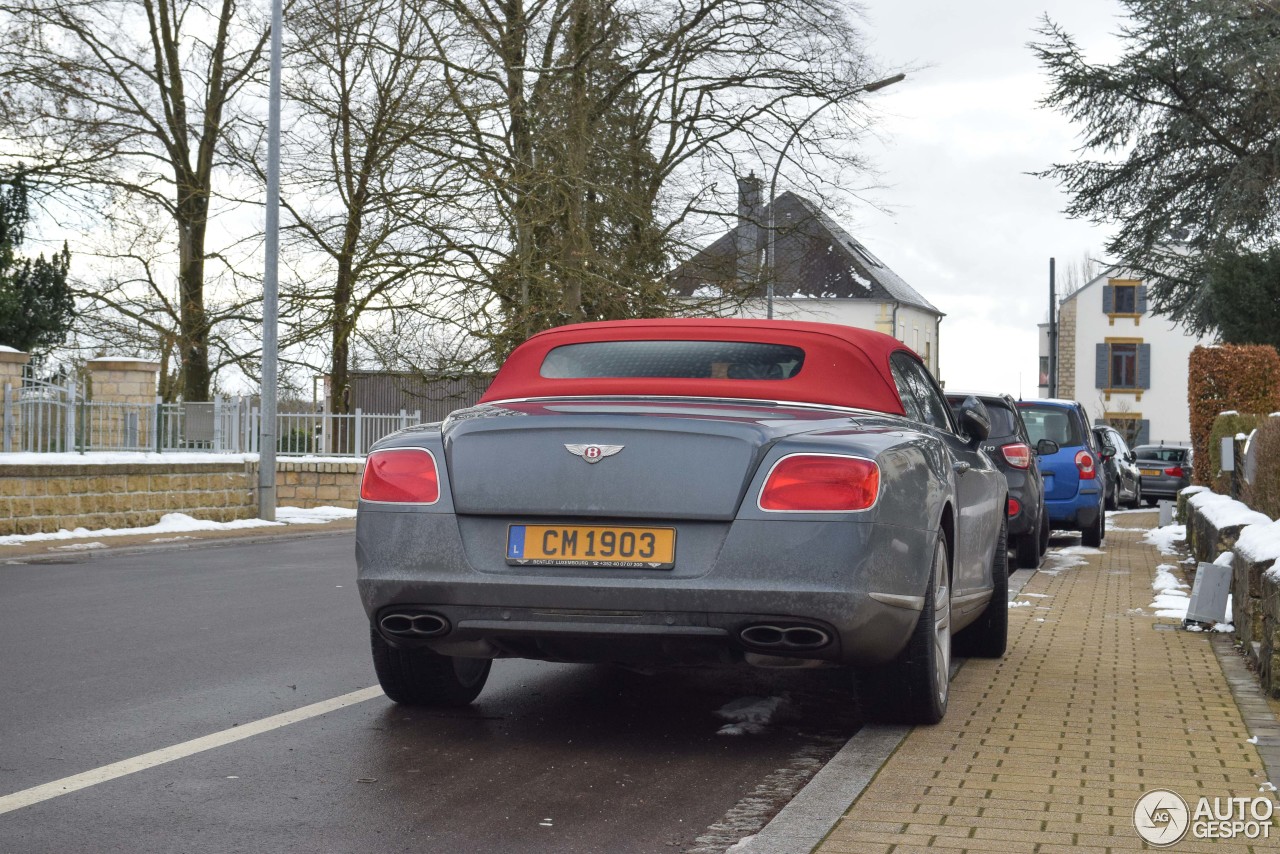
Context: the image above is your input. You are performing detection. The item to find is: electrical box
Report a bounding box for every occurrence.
[1184,561,1232,627]
[1158,500,1175,527]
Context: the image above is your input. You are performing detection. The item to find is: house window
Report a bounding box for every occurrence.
[1110,343,1138,388]
[1113,283,1138,314]
[1095,339,1151,392]
[1038,356,1049,387]
[1103,278,1145,321]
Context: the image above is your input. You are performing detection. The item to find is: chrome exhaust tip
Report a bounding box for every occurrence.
[739,623,830,651]
[379,612,450,638]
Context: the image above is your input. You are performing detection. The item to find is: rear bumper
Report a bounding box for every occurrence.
[355,509,936,667]
[1140,475,1189,499]
[1045,491,1101,531]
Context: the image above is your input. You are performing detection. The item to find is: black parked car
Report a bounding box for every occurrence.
[947,392,1050,569]
[1092,425,1142,509]
[1133,443,1194,504]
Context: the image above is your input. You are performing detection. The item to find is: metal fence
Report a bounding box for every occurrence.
[2,379,421,456]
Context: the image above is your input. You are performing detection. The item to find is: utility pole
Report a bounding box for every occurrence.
[257,0,283,521]
[1047,257,1057,399]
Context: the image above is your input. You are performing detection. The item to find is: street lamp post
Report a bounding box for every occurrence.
[765,73,905,320]
[257,0,283,521]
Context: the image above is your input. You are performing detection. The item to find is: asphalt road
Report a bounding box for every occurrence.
[0,534,862,853]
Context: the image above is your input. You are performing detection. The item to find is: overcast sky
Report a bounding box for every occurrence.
[845,0,1127,397]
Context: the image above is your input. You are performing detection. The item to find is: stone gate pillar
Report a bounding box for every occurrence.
[0,346,30,453]
[87,358,161,449]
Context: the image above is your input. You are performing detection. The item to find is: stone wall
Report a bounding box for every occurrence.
[276,460,363,508]
[0,461,257,535]
[0,458,365,536]
[1057,297,1077,400]
[1181,487,1280,697]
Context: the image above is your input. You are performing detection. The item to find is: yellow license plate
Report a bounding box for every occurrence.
[506,524,676,569]
[1141,468,1162,477]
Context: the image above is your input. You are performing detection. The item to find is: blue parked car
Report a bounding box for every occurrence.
[1015,399,1106,547]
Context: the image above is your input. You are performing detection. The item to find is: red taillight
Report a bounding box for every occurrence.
[1001,443,1032,469]
[1164,466,1184,478]
[1007,497,1021,516]
[759,454,880,512]
[360,448,440,503]
[1075,450,1096,480]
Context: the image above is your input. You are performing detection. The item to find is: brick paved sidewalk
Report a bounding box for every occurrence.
[814,513,1277,853]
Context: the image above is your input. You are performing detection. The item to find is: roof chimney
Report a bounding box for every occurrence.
[735,173,764,288]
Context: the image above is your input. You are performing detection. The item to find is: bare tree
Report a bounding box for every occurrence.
[418,0,890,360]
[0,0,271,400]
[232,0,486,417]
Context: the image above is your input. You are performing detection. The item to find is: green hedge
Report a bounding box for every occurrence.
[1208,412,1264,494]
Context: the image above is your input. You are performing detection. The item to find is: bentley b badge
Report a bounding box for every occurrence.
[564,443,624,463]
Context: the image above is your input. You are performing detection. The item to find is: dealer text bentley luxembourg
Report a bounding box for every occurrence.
[356,319,1008,723]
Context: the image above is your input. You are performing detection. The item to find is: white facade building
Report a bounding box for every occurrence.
[673,177,943,375]
[1038,268,1213,444]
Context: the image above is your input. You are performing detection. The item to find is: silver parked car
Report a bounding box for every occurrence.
[1133,443,1194,504]
[356,319,1009,724]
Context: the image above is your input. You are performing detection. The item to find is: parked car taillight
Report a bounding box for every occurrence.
[1074,450,1097,480]
[1164,466,1185,478]
[361,448,440,503]
[759,454,880,512]
[1000,443,1032,469]
[1007,497,1021,516]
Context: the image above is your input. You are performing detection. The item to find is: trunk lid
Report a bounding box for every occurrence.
[443,399,852,520]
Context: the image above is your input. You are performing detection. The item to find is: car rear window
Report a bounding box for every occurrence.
[1134,446,1189,463]
[540,340,806,380]
[1018,404,1083,447]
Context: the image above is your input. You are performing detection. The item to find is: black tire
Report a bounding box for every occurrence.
[854,535,951,725]
[370,627,491,707]
[1127,481,1143,509]
[956,515,1008,658]
[1081,503,1104,547]
[1014,526,1039,569]
[1104,480,1117,511]
[1038,510,1050,556]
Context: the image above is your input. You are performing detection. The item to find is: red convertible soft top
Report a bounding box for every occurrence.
[480,318,915,415]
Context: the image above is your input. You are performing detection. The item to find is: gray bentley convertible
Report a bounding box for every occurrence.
[356,318,1008,724]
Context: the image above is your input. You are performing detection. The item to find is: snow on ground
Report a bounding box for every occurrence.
[0,506,356,546]
[714,695,793,736]
[276,506,358,524]
[1153,564,1189,593]
[1008,601,1032,608]
[1151,563,1190,618]
[1144,524,1186,555]
[1149,557,1234,629]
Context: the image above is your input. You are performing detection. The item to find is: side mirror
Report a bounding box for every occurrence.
[957,396,991,443]
[1035,439,1060,456]
[1101,443,1116,460]
[1126,450,1136,463]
